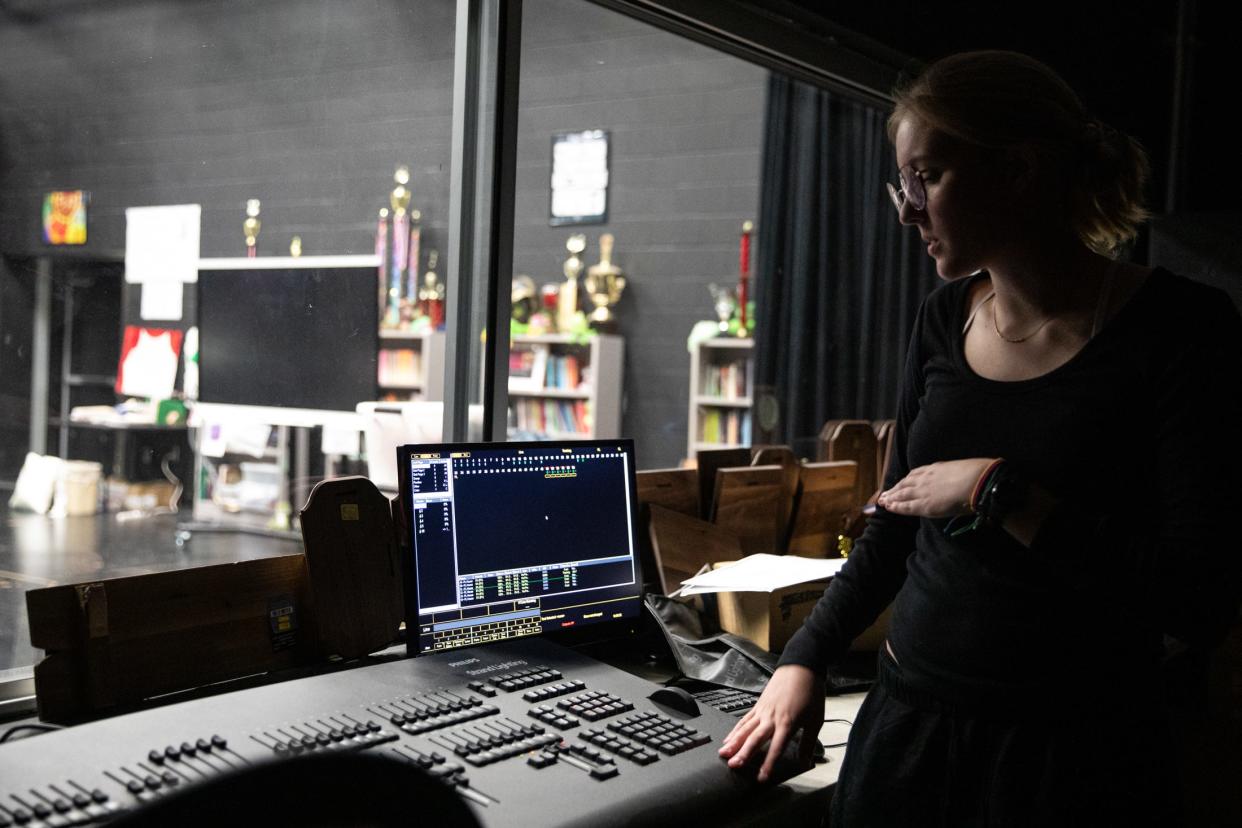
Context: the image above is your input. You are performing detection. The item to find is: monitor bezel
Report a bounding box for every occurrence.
[396,438,645,657]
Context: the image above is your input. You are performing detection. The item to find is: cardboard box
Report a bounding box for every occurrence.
[717,577,830,652]
[713,562,893,654]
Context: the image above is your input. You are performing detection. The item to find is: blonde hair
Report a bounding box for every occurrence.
[888,50,1149,256]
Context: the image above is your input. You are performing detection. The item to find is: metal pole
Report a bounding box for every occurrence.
[481,0,523,442]
[30,258,52,456]
[443,0,483,443]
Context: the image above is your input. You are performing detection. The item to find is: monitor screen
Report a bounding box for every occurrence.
[197,264,378,411]
[397,439,644,655]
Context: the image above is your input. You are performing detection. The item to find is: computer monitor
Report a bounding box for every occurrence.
[197,262,378,411]
[396,439,644,656]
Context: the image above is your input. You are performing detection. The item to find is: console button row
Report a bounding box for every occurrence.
[578,729,660,765]
[395,702,499,734]
[489,666,562,692]
[521,679,585,703]
[146,735,228,765]
[555,690,634,722]
[527,705,579,730]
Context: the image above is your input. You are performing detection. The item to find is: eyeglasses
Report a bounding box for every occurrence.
[886,165,927,213]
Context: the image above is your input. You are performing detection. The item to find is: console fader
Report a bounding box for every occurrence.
[0,637,771,827]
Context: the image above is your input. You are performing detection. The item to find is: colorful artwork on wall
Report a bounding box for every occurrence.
[42,190,89,245]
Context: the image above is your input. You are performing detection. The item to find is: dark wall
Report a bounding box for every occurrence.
[0,0,768,471]
[0,0,457,259]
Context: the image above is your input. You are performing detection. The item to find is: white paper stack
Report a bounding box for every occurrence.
[672,553,847,597]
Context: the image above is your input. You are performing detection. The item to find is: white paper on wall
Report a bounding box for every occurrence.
[139,280,184,321]
[125,203,201,285]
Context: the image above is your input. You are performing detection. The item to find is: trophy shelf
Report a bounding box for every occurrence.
[377,330,445,401]
[688,336,755,460]
[506,333,624,440]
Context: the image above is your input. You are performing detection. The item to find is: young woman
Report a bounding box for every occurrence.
[719,50,1241,825]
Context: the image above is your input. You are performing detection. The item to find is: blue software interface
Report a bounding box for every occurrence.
[402,441,642,654]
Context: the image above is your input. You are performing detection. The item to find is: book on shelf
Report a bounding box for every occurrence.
[698,407,750,445]
[702,360,748,399]
[513,398,591,435]
[544,354,582,390]
[378,347,423,386]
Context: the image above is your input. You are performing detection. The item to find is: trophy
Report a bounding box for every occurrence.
[243,199,261,258]
[585,233,626,329]
[708,283,737,333]
[737,220,753,337]
[386,165,412,327]
[406,209,423,308]
[289,235,302,257]
[557,234,586,334]
[511,274,538,324]
[419,249,445,329]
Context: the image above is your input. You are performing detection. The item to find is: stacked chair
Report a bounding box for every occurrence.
[635,422,898,646]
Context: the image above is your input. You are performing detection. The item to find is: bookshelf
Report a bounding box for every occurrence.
[688,337,754,458]
[507,333,624,439]
[378,330,446,401]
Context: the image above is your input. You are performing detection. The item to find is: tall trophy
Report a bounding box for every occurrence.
[406,209,423,309]
[243,199,261,258]
[585,233,626,331]
[557,234,586,333]
[737,220,753,337]
[386,165,412,328]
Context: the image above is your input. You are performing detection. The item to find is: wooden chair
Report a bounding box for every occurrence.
[647,504,743,595]
[694,447,752,519]
[815,420,844,462]
[785,461,858,557]
[635,467,699,517]
[818,419,878,508]
[751,445,800,535]
[710,464,788,556]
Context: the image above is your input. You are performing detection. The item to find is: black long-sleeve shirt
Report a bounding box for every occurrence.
[779,268,1242,707]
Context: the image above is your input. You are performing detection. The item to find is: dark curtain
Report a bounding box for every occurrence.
[754,75,939,451]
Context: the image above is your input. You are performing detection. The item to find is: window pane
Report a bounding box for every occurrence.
[0,1,460,680]
[507,0,767,469]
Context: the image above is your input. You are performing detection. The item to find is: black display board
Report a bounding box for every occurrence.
[197,265,377,411]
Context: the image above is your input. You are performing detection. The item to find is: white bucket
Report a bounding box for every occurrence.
[52,460,103,517]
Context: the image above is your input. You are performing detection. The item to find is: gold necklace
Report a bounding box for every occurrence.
[987,293,1049,343]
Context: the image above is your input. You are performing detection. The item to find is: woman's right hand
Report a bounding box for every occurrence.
[717,664,824,782]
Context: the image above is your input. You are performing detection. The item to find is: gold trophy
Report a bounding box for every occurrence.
[557,234,586,333]
[289,235,302,257]
[585,233,626,329]
[243,199,261,258]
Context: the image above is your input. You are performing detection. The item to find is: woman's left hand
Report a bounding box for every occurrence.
[876,458,997,519]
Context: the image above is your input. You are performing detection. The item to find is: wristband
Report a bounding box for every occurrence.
[968,459,1005,513]
[975,461,1029,528]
